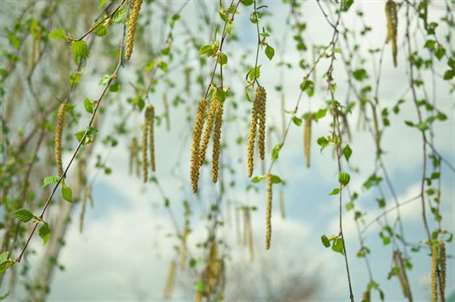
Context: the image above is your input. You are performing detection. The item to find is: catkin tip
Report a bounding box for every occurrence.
[211,98,224,183]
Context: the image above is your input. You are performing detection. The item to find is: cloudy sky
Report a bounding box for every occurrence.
[4,0,454,301]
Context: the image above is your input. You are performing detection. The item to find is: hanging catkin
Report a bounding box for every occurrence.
[256,86,266,161]
[146,105,156,172]
[385,0,398,67]
[247,86,266,177]
[163,260,177,299]
[392,250,412,300]
[431,243,438,302]
[190,99,208,193]
[55,103,66,178]
[247,93,259,177]
[265,174,273,250]
[199,98,218,165]
[439,241,446,301]
[304,115,312,168]
[245,209,254,261]
[142,123,148,183]
[211,98,224,183]
[125,0,143,61]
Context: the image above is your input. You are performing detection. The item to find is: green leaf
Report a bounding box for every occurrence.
[270,174,283,184]
[247,66,261,82]
[292,116,302,126]
[71,40,89,65]
[251,175,265,183]
[83,98,94,113]
[39,223,51,244]
[317,136,329,150]
[352,68,368,81]
[329,187,340,195]
[271,144,282,161]
[341,0,354,11]
[338,172,350,186]
[14,209,35,223]
[61,184,73,202]
[321,235,330,248]
[42,175,59,188]
[241,0,254,6]
[300,80,314,96]
[331,237,345,254]
[49,28,67,40]
[217,52,228,65]
[342,145,352,161]
[265,44,275,60]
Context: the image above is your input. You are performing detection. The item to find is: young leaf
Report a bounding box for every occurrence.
[61,184,73,202]
[14,209,35,223]
[338,172,351,186]
[321,235,331,248]
[265,44,275,60]
[332,237,345,254]
[342,145,352,161]
[42,176,59,188]
[39,223,51,244]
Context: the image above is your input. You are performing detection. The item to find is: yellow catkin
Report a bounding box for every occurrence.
[246,209,254,261]
[439,241,446,300]
[392,250,411,299]
[199,98,218,165]
[304,115,312,168]
[206,241,221,294]
[129,137,139,176]
[190,99,208,193]
[246,94,259,177]
[55,103,66,178]
[125,0,143,61]
[146,105,156,172]
[142,123,148,183]
[431,243,438,302]
[211,98,224,183]
[279,190,285,219]
[163,260,177,299]
[256,86,267,161]
[385,0,398,67]
[266,173,273,250]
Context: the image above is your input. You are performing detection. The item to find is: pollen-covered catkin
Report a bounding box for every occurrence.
[431,243,438,302]
[247,93,259,177]
[146,105,156,172]
[266,174,273,250]
[256,86,267,161]
[393,250,412,299]
[385,0,398,67]
[439,241,446,299]
[142,123,148,183]
[211,98,224,183]
[190,99,208,193]
[125,0,143,61]
[55,103,66,178]
[304,115,312,168]
[163,260,177,299]
[199,98,218,165]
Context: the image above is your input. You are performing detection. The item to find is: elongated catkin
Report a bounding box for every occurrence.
[55,103,66,178]
[142,123,148,183]
[385,0,398,67]
[146,105,156,172]
[125,0,143,61]
[392,250,412,299]
[247,95,259,177]
[190,99,208,193]
[211,98,224,183]
[246,209,254,261]
[199,98,218,165]
[439,241,446,301]
[163,260,177,299]
[256,86,266,161]
[304,115,312,168]
[431,243,438,302]
[266,174,273,250]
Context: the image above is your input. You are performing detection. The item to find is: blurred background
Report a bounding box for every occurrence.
[0,0,454,301]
